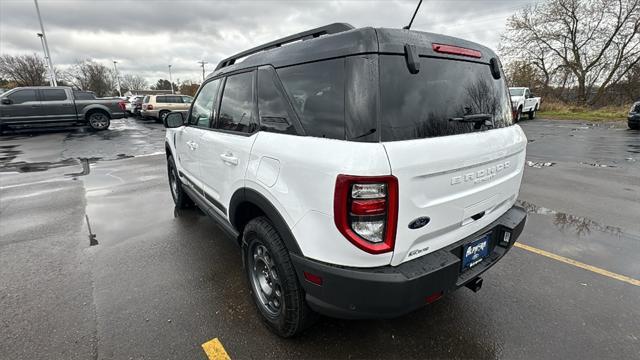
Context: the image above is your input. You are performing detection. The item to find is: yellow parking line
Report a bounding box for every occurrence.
[514,242,640,287]
[202,338,231,360]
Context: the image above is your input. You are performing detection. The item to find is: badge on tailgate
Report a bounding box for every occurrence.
[450,161,511,186]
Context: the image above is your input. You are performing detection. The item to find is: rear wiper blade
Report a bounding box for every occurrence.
[449,114,492,122]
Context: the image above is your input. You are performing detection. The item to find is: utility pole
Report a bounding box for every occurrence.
[197,60,208,82]
[113,60,121,97]
[168,64,174,94]
[34,0,57,86]
[37,33,53,86]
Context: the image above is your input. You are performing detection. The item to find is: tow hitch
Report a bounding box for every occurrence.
[465,277,483,293]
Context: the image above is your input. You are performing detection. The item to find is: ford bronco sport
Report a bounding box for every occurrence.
[163,23,527,337]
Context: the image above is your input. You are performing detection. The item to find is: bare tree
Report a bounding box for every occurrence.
[502,0,640,105]
[120,74,148,92]
[65,60,116,97]
[0,54,48,86]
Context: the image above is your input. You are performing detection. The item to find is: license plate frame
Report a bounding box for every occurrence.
[462,233,491,270]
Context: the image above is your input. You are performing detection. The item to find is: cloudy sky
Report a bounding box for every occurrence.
[0,0,536,86]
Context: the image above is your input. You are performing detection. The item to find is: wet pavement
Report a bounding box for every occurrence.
[1,118,639,359]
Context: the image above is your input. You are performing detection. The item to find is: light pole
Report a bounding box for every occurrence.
[34,0,57,86]
[113,60,121,97]
[197,60,207,82]
[37,33,53,86]
[168,64,174,94]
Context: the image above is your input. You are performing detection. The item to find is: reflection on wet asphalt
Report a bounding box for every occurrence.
[1,118,639,359]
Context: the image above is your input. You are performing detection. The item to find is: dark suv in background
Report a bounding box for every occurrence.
[629,101,640,130]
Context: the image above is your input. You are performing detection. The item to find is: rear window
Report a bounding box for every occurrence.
[143,96,150,103]
[380,56,513,141]
[41,89,67,101]
[509,88,524,96]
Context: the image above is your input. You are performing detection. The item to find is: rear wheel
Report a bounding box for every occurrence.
[87,111,110,130]
[244,217,315,337]
[629,123,639,130]
[528,107,537,120]
[159,110,170,123]
[167,155,193,209]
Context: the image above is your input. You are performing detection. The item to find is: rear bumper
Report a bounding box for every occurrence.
[141,109,159,118]
[291,205,527,319]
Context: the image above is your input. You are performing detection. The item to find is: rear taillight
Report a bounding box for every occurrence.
[117,100,126,111]
[147,104,153,110]
[334,175,398,254]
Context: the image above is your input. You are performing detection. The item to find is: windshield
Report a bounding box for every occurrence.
[509,88,524,96]
[380,56,513,141]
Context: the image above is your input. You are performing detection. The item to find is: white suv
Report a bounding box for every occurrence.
[163,23,527,337]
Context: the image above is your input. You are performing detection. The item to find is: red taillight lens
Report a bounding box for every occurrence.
[432,43,482,58]
[147,104,153,110]
[334,175,398,254]
[303,271,323,286]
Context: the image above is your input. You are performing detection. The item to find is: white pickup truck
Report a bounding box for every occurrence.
[509,87,541,121]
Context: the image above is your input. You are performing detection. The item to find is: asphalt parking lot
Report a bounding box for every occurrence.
[1,118,639,359]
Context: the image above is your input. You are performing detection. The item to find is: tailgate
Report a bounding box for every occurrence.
[384,126,526,266]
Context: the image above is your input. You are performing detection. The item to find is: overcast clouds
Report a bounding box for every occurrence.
[0,0,536,85]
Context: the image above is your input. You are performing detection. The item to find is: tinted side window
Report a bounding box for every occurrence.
[182,96,193,103]
[277,59,345,139]
[7,89,38,104]
[257,67,296,135]
[217,71,254,133]
[188,79,221,127]
[143,96,150,103]
[41,89,67,101]
[168,96,182,103]
[156,96,166,103]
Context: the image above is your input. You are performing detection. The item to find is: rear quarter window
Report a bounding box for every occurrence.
[277,59,345,140]
[380,56,513,141]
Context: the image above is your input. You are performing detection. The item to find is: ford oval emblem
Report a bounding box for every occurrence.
[408,216,430,229]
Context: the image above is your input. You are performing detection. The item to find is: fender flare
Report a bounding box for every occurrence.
[229,188,303,255]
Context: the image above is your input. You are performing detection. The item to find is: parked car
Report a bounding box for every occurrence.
[163,23,527,337]
[0,86,126,133]
[126,95,145,116]
[140,94,193,121]
[509,87,541,121]
[628,101,640,130]
[0,88,8,95]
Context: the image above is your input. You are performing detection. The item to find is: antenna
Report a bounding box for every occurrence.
[403,0,423,30]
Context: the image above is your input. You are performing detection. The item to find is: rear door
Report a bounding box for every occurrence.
[175,79,222,190]
[39,88,76,122]
[0,89,41,124]
[378,55,527,266]
[198,70,258,217]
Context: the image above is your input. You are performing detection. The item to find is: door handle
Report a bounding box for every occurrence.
[219,153,238,166]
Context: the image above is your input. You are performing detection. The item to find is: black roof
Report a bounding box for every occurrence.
[208,23,498,79]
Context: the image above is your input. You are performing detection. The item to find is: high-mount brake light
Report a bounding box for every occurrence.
[334,175,398,254]
[432,43,482,58]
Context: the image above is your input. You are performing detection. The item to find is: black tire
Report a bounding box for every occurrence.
[243,216,316,337]
[87,111,111,130]
[629,123,640,130]
[528,107,536,120]
[159,110,170,123]
[167,155,193,209]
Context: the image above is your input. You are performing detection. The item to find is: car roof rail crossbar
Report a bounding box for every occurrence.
[215,23,355,71]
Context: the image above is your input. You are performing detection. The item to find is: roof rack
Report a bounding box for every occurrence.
[215,23,355,71]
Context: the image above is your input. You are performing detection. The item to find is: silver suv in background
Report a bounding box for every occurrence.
[0,86,126,133]
[140,94,193,122]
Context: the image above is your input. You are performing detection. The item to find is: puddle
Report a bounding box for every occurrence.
[0,158,79,173]
[0,144,21,164]
[526,161,555,168]
[579,162,617,168]
[628,144,640,154]
[517,200,623,237]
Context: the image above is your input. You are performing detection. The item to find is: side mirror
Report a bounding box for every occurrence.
[1,98,12,105]
[163,112,184,128]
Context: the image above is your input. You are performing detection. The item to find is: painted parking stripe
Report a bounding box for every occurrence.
[202,338,231,360]
[514,242,640,287]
